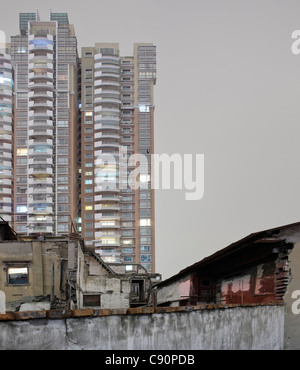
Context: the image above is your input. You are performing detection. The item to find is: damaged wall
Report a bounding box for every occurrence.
[155,241,293,307]
[0,240,69,310]
[0,304,285,350]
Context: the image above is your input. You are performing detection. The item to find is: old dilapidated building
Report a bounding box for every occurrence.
[0,221,161,312]
[153,222,300,308]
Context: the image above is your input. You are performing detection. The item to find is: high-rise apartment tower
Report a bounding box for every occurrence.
[10,11,79,235]
[0,50,13,224]
[80,43,156,272]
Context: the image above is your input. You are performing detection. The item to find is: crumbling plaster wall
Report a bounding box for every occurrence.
[77,248,132,309]
[0,241,69,309]
[0,304,284,350]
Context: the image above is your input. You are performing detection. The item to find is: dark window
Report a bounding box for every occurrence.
[83,294,101,307]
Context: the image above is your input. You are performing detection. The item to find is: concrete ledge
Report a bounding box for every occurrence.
[0,301,285,322]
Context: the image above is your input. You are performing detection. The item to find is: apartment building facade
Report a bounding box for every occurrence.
[0,51,13,224]
[80,43,156,272]
[10,11,79,236]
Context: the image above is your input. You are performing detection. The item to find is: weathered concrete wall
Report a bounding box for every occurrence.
[283,242,300,349]
[0,304,284,350]
[0,291,5,314]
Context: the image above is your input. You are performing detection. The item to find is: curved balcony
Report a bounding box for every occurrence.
[94,141,119,149]
[94,194,120,202]
[0,89,13,99]
[0,133,12,142]
[28,147,53,157]
[0,178,11,186]
[94,204,120,211]
[0,187,12,195]
[94,185,120,195]
[0,59,12,70]
[28,205,53,215]
[28,53,53,62]
[28,185,53,195]
[28,91,53,100]
[29,43,54,53]
[0,106,12,114]
[94,97,121,106]
[94,222,120,229]
[94,240,121,249]
[29,62,53,72]
[94,132,120,140]
[28,167,53,176]
[94,54,119,63]
[94,69,119,79]
[28,225,54,234]
[94,105,119,114]
[28,81,54,90]
[94,123,120,132]
[94,88,120,97]
[28,128,53,138]
[28,138,53,147]
[94,79,120,88]
[28,110,53,120]
[28,156,53,165]
[28,100,53,109]
[29,72,53,80]
[27,195,53,204]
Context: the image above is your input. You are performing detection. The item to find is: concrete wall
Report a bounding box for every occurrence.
[0,291,5,314]
[0,304,284,350]
[283,241,300,349]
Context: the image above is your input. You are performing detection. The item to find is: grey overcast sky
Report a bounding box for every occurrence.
[2,0,300,279]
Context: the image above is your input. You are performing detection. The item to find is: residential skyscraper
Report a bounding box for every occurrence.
[10,11,79,235]
[0,50,13,224]
[80,43,156,272]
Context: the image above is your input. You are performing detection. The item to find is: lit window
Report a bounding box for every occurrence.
[16,148,28,156]
[101,238,117,244]
[17,46,27,53]
[140,174,150,183]
[85,111,93,117]
[138,105,150,112]
[16,205,28,213]
[140,218,151,226]
[85,205,93,211]
[122,239,133,245]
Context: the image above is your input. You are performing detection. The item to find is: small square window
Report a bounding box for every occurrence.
[7,266,29,285]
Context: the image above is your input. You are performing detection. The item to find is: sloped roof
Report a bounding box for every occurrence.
[157,221,300,287]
